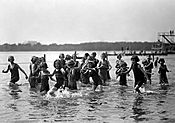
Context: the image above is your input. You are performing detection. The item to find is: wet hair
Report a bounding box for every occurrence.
[158,58,165,63]
[8,56,14,62]
[131,55,140,62]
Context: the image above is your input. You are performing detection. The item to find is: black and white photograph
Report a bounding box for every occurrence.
[0,0,175,122]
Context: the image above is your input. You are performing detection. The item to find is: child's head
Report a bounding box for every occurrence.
[40,57,45,62]
[101,53,106,59]
[158,58,165,64]
[120,61,127,68]
[8,56,14,62]
[67,60,75,68]
[59,53,65,60]
[131,55,140,63]
[40,62,48,69]
[31,56,38,64]
[54,59,62,69]
[65,54,72,61]
[91,52,97,58]
[84,53,90,59]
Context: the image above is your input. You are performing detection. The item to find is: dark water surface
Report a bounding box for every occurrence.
[0,52,175,123]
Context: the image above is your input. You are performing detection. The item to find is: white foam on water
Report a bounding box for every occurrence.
[140,87,156,94]
[46,87,83,99]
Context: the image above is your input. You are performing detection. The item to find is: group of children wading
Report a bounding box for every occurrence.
[2,52,170,95]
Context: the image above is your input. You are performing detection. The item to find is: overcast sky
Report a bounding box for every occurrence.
[0,0,175,44]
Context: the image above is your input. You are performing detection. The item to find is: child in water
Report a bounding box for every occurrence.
[29,56,40,90]
[154,57,159,68]
[39,62,54,95]
[117,61,129,86]
[59,53,66,69]
[49,59,65,96]
[2,56,28,91]
[115,54,124,79]
[86,57,103,92]
[98,53,112,86]
[142,58,153,84]
[158,58,170,85]
[80,53,90,84]
[66,60,78,90]
[128,55,150,93]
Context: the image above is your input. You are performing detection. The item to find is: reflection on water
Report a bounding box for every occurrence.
[6,103,18,112]
[1,80,175,123]
[131,95,150,122]
[0,52,175,122]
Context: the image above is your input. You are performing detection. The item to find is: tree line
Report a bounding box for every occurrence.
[0,42,155,51]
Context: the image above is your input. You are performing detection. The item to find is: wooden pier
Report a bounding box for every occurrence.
[106,51,168,56]
[105,51,168,61]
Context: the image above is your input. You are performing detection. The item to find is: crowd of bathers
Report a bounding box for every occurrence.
[2,52,170,95]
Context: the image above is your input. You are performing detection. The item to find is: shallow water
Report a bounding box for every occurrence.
[0,51,175,123]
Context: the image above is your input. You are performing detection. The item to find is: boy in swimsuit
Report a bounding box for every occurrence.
[2,56,28,91]
[127,55,150,93]
[158,58,170,85]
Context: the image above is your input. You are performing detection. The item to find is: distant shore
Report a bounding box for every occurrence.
[0,41,154,51]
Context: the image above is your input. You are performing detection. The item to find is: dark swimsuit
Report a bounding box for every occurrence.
[119,68,128,86]
[132,63,146,87]
[158,65,168,84]
[89,68,102,86]
[67,68,77,90]
[9,63,19,83]
[40,75,50,92]
[54,69,64,89]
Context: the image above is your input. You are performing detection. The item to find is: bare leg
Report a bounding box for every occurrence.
[134,85,141,93]
[92,85,97,92]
